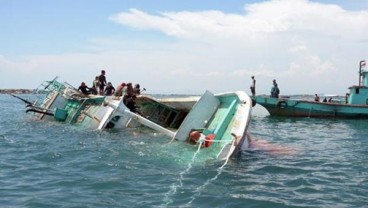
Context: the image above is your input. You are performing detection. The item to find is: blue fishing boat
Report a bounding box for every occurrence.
[255,61,368,118]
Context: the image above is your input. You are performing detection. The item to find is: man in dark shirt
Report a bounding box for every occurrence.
[98,70,107,95]
[104,82,115,96]
[250,76,256,96]
[78,82,90,95]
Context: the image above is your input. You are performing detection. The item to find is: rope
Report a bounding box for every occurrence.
[195,136,205,153]
[195,135,235,168]
[185,139,236,205]
[163,134,204,206]
[220,139,236,169]
[197,137,233,143]
[163,133,236,206]
[208,139,233,142]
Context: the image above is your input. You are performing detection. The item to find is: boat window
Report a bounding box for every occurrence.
[356,88,360,94]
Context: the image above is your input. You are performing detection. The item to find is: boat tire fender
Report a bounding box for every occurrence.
[276,100,287,109]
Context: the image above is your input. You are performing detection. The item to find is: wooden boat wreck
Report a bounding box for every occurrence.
[255,60,368,118]
[13,77,252,162]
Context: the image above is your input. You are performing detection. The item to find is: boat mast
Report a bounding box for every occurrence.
[359,60,366,86]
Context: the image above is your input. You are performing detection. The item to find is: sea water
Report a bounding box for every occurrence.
[1,94,367,207]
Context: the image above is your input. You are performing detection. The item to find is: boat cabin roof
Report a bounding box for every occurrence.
[348,85,368,89]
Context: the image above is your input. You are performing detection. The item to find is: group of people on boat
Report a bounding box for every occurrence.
[314,94,333,103]
[77,70,143,112]
[78,70,110,95]
[114,82,142,113]
[249,76,339,104]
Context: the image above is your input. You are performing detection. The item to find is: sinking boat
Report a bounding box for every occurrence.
[135,91,252,161]
[13,77,252,162]
[255,60,368,118]
[11,77,133,130]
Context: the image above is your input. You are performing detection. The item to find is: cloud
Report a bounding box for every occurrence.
[111,0,368,41]
[2,0,368,95]
[109,0,368,94]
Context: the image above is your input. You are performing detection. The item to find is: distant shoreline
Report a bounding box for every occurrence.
[0,89,34,94]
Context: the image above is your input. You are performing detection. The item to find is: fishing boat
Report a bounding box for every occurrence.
[13,77,252,162]
[255,60,368,118]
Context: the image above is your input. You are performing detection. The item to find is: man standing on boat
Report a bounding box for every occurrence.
[250,76,256,96]
[98,70,107,95]
[314,94,320,102]
[271,79,280,98]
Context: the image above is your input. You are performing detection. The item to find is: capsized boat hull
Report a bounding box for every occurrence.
[15,77,252,163]
[255,96,368,118]
[135,91,252,161]
[173,91,252,161]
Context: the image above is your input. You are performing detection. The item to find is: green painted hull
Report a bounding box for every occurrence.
[255,96,368,118]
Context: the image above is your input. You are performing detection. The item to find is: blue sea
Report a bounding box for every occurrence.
[1,94,367,208]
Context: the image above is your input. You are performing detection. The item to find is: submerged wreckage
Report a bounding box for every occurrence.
[13,77,252,162]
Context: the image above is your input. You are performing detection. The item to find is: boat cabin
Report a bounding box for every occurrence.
[348,71,368,105]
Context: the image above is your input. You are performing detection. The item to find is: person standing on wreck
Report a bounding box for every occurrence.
[91,76,99,95]
[98,70,107,95]
[250,76,256,96]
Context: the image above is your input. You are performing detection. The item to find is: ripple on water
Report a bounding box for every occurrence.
[1,95,368,207]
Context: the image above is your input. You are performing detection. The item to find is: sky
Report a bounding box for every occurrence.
[1,0,367,95]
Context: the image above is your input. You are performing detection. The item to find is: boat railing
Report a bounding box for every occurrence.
[36,77,64,93]
[62,87,88,100]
